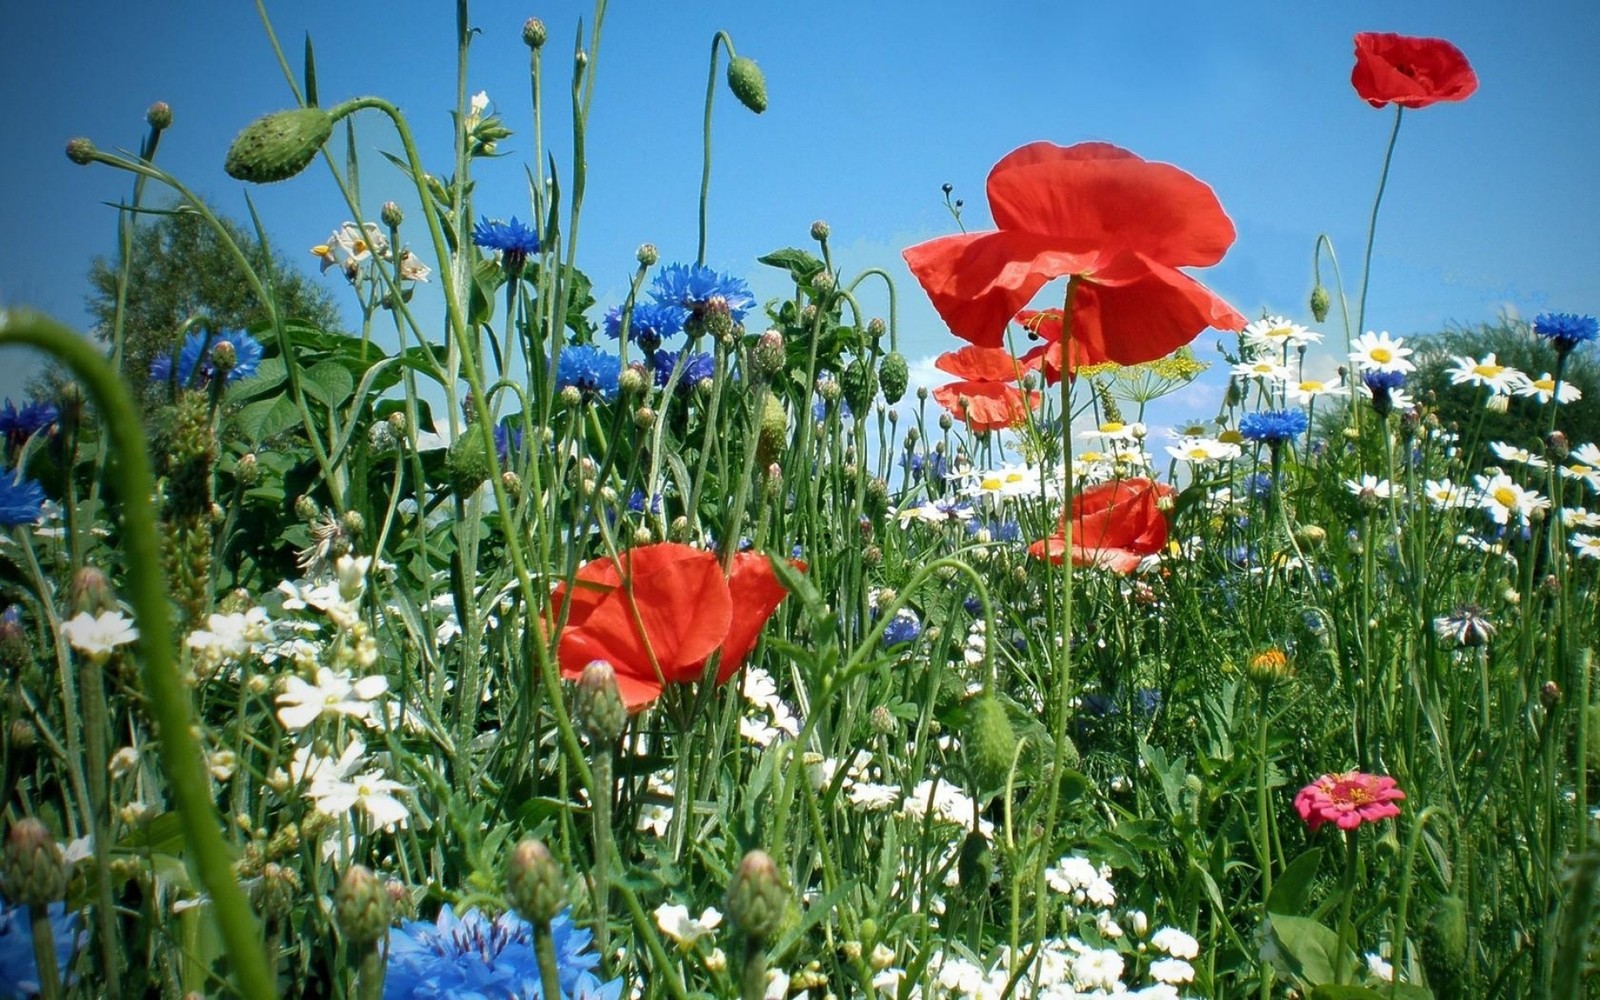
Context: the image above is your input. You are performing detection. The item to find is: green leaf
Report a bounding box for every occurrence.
[234,394,303,444]
[303,31,318,107]
[1310,986,1434,1000]
[758,247,826,283]
[1268,847,1325,915]
[300,359,355,408]
[1267,913,1354,989]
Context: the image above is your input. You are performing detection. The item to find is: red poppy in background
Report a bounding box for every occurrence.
[931,345,1041,432]
[1028,477,1175,574]
[1016,308,1082,386]
[1351,33,1477,109]
[550,543,793,709]
[902,141,1245,369]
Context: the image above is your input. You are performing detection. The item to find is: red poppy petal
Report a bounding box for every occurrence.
[559,651,665,712]
[711,553,796,684]
[986,141,1236,268]
[561,546,732,682]
[1071,255,1245,367]
[1029,535,1066,564]
[934,345,1028,382]
[903,231,1101,347]
[1072,544,1148,575]
[1352,33,1477,110]
[933,382,1039,432]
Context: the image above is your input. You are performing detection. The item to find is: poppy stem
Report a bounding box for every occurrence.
[1355,106,1405,344]
[698,31,736,267]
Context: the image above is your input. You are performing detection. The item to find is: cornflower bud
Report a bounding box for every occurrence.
[618,365,647,397]
[506,839,565,923]
[633,406,656,430]
[3,818,67,907]
[335,865,391,947]
[725,850,786,943]
[575,660,627,743]
[146,102,173,130]
[636,243,659,266]
[523,17,547,48]
[66,137,96,164]
[380,201,404,228]
[809,220,830,242]
[751,329,786,379]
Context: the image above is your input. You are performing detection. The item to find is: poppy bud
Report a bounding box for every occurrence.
[756,395,789,467]
[956,830,993,893]
[966,694,1015,791]
[335,865,391,948]
[146,101,173,130]
[2,818,67,907]
[224,107,334,184]
[506,838,565,924]
[446,433,491,496]
[1310,283,1331,323]
[575,660,627,742]
[841,358,877,413]
[522,17,547,49]
[636,243,659,266]
[725,849,786,943]
[66,137,96,165]
[726,55,768,114]
[878,351,909,404]
[1422,895,1469,993]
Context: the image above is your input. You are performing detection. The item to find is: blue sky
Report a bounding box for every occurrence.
[3,2,1598,432]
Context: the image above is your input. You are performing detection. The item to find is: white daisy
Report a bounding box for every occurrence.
[1243,315,1322,351]
[1165,437,1242,464]
[1562,507,1600,529]
[1516,372,1582,404]
[1348,331,1415,374]
[1284,377,1348,404]
[1345,475,1401,499]
[1423,478,1473,509]
[1229,360,1292,382]
[1475,472,1549,525]
[1571,534,1600,559]
[1445,353,1527,395]
[1488,441,1549,470]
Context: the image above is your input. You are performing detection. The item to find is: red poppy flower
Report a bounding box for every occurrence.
[550,543,793,710]
[931,345,1041,432]
[1351,33,1477,110]
[902,141,1245,369]
[1028,477,1175,574]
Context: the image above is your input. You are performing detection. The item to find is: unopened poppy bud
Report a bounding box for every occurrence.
[756,395,789,466]
[956,830,993,893]
[751,329,786,378]
[446,433,492,496]
[725,849,786,942]
[507,838,565,924]
[636,243,659,266]
[1310,283,1331,323]
[810,220,830,242]
[3,818,67,907]
[841,358,877,412]
[146,102,173,130]
[9,720,36,751]
[380,201,404,229]
[966,694,1015,790]
[225,106,334,184]
[66,137,96,165]
[522,17,547,48]
[726,55,768,114]
[335,865,391,948]
[575,660,627,742]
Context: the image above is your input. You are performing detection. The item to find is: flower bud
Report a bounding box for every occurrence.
[3,818,67,907]
[956,830,993,892]
[560,385,583,408]
[877,352,909,405]
[71,566,117,616]
[869,704,896,735]
[751,329,786,379]
[446,432,492,496]
[726,55,768,114]
[725,849,786,942]
[506,839,565,924]
[633,406,656,430]
[965,694,1015,791]
[618,365,647,397]
[335,865,391,948]
[522,17,547,48]
[146,102,173,130]
[380,201,404,229]
[841,358,877,413]
[1309,284,1331,323]
[1246,648,1294,687]
[1546,431,1570,461]
[1540,679,1562,708]
[66,137,96,165]
[575,660,627,742]
[756,395,789,467]
[209,339,237,375]
[809,220,830,242]
[224,107,334,184]
[636,243,659,267]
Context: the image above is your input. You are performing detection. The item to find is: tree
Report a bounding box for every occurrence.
[84,199,344,390]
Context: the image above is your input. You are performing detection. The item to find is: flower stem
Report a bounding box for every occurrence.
[1355,106,1404,342]
[698,31,735,266]
[28,905,61,1000]
[533,917,564,1000]
[1334,829,1361,984]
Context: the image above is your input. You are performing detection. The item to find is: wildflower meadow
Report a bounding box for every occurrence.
[3,7,1600,1000]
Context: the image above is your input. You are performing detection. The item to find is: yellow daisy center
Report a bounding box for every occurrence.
[1473,364,1504,378]
[1493,486,1519,508]
[1370,348,1393,364]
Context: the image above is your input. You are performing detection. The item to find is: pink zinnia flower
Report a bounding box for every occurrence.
[1294,770,1405,832]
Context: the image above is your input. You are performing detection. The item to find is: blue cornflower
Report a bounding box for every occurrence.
[554,345,622,403]
[1533,312,1599,356]
[385,905,621,1000]
[627,490,662,515]
[0,896,81,1000]
[1361,369,1406,417]
[882,609,922,648]
[963,595,983,616]
[1134,687,1163,715]
[649,263,754,325]
[967,518,1021,543]
[149,331,263,388]
[811,396,853,423]
[472,217,541,271]
[1238,409,1308,446]
[650,350,716,392]
[494,424,525,466]
[1243,472,1275,500]
[901,450,949,487]
[604,301,684,353]
[0,469,46,527]
[0,400,58,449]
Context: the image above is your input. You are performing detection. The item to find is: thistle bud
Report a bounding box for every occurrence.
[966,694,1015,791]
[66,137,96,165]
[636,243,659,267]
[224,107,334,184]
[809,220,830,242]
[380,201,404,229]
[146,102,173,130]
[725,849,786,942]
[575,660,627,742]
[506,839,565,924]
[726,55,768,114]
[335,865,391,948]
[1309,283,1331,323]
[522,17,547,48]
[3,818,66,907]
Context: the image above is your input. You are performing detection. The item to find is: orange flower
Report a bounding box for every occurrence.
[931,345,1041,432]
[903,141,1244,368]
[1028,477,1174,574]
[1351,33,1477,110]
[550,543,793,710]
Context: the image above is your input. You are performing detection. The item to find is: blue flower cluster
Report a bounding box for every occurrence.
[0,399,58,450]
[1361,369,1406,417]
[0,470,46,527]
[603,301,684,354]
[384,906,622,1000]
[494,424,525,466]
[473,217,541,270]
[650,350,716,392]
[0,895,81,1000]
[1239,409,1308,445]
[1533,312,1599,355]
[554,345,622,403]
[149,331,263,388]
[648,263,754,326]
[882,609,923,648]
[901,449,948,487]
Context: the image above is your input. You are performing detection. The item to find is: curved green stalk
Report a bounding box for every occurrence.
[697,31,735,266]
[0,311,275,1000]
[1354,106,1404,342]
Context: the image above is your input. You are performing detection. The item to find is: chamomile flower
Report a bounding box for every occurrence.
[1165,437,1242,464]
[1570,533,1600,559]
[1284,377,1348,404]
[1243,315,1322,351]
[1348,331,1415,374]
[1515,372,1583,404]
[1562,507,1600,529]
[1078,420,1146,443]
[1229,359,1292,382]
[1422,478,1473,509]
[1488,441,1549,470]
[1345,475,1401,499]
[1445,353,1527,395]
[1475,471,1549,525]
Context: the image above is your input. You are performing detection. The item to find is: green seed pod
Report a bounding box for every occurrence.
[446,432,492,497]
[65,137,96,165]
[756,395,789,467]
[956,830,993,894]
[1421,894,1471,996]
[878,352,908,404]
[335,865,391,948]
[966,694,1016,791]
[841,358,877,413]
[224,107,334,184]
[2,818,67,907]
[575,660,627,743]
[1309,284,1331,324]
[726,56,768,114]
[725,849,787,943]
[506,839,566,924]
